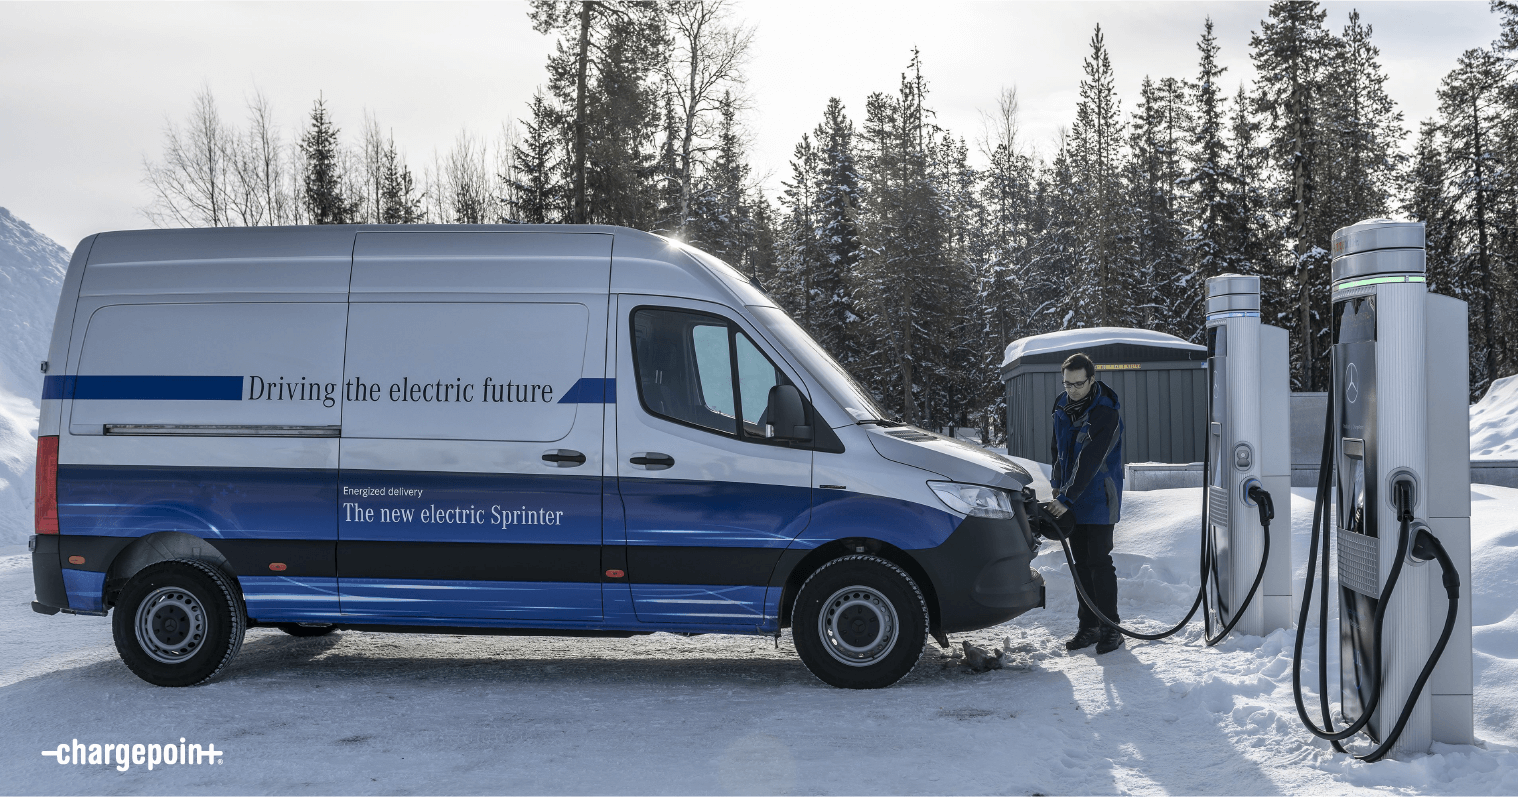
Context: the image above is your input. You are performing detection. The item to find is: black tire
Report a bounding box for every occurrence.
[112,560,246,687]
[792,555,929,689]
[276,623,337,637]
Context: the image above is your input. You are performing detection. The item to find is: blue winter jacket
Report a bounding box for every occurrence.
[1049,380,1125,525]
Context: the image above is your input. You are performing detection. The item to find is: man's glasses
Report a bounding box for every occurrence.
[1062,378,1092,390]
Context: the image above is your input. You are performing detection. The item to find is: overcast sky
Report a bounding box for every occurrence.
[0,1,1503,250]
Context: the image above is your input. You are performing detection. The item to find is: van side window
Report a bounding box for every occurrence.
[631,307,791,442]
[735,333,781,438]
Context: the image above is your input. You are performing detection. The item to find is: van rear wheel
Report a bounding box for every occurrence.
[792,555,928,689]
[112,560,245,687]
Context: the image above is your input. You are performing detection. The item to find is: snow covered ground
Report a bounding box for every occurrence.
[3,484,1515,795]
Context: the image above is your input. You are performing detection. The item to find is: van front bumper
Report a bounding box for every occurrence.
[910,508,1044,634]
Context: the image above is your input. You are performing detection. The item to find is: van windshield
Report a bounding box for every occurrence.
[749,306,890,424]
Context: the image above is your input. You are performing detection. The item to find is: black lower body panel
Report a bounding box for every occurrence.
[909,509,1044,633]
[31,534,68,610]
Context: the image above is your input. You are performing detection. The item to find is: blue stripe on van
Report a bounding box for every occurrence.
[337,578,602,620]
[240,576,341,621]
[627,584,768,625]
[557,377,615,404]
[58,464,338,541]
[44,375,244,400]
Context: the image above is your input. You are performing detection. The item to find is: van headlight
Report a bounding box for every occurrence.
[928,482,1017,519]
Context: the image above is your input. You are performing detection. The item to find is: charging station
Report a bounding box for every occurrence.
[1034,276,1287,649]
[1204,275,1291,637]
[1294,218,1473,760]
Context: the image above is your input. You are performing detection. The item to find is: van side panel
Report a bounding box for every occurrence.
[54,228,355,618]
[336,232,613,621]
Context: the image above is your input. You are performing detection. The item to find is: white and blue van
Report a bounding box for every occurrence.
[29,225,1044,689]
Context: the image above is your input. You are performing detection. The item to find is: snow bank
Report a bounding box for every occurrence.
[0,207,68,544]
[1471,375,1518,460]
[1002,326,1204,368]
[1028,485,1518,791]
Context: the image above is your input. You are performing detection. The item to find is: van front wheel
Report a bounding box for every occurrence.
[112,560,246,687]
[792,555,928,689]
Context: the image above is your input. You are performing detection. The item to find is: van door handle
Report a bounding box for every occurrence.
[542,449,586,467]
[629,452,674,470]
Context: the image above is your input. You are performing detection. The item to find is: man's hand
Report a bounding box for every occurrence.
[1046,500,1069,518]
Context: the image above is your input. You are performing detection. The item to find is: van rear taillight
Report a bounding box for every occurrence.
[35,436,59,534]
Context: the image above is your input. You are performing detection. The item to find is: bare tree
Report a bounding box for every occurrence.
[224,90,295,226]
[357,112,388,224]
[658,0,753,237]
[977,85,1021,160]
[440,131,495,223]
[495,119,523,221]
[143,85,236,227]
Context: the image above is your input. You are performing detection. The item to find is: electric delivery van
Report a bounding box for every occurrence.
[29,225,1044,689]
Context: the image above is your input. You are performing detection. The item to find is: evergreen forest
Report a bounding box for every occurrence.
[142,0,1518,441]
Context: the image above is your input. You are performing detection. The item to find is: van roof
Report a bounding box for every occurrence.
[85,224,668,262]
[77,224,771,308]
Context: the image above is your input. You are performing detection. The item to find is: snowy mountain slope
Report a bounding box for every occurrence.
[0,485,1515,794]
[0,207,69,544]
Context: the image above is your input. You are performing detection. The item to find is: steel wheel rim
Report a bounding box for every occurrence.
[135,586,207,664]
[818,585,898,667]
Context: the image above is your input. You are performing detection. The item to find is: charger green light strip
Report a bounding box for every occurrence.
[1333,274,1426,291]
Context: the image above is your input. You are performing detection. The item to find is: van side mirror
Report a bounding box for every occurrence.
[766,384,812,442]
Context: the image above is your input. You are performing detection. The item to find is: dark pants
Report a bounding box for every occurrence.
[1070,523,1119,629]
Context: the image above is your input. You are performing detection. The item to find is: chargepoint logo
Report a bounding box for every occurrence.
[42,738,223,771]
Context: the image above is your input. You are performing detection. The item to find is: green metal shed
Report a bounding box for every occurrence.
[1001,327,1209,465]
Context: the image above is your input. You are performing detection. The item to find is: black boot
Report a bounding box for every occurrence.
[1065,627,1101,651]
[1096,626,1123,654]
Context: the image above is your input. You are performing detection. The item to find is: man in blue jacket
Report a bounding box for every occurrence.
[1048,352,1126,654]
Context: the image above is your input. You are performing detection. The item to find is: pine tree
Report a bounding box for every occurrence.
[509,92,566,224]
[1321,10,1404,226]
[1226,83,1276,278]
[300,96,357,225]
[928,134,984,432]
[1068,24,1132,329]
[687,91,750,263]
[1438,47,1511,394]
[743,190,779,285]
[1035,139,1085,333]
[532,1,667,227]
[1128,75,1191,336]
[854,50,952,423]
[1178,17,1237,337]
[1404,120,1457,304]
[652,93,684,232]
[377,134,423,224]
[812,98,863,364]
[1251,0,1335,389]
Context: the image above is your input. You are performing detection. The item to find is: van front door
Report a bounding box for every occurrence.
[336,232,611,623]
[612,296,812,630]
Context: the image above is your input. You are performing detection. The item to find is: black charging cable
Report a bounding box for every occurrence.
[1029,482,1274,646]
[1290,398,1462,761]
